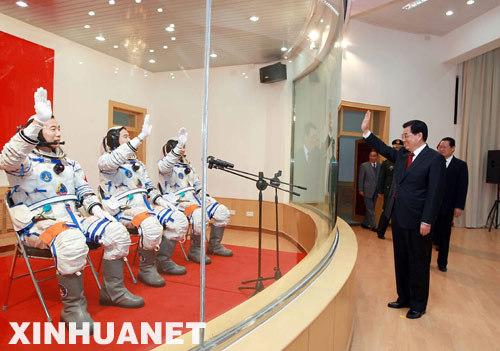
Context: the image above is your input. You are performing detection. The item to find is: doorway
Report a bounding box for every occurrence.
[337,101,390,225]
[108,100,147,163]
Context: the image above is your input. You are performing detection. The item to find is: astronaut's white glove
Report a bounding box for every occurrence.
[91,206,117,222]
[156,196,177,211]
[33,87,52,124]
[138,114,152,140]
[177,127,188,147]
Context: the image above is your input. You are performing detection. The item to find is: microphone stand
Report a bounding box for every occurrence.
[208,160,305,296]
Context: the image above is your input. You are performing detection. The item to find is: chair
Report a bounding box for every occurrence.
[2,192,102,322]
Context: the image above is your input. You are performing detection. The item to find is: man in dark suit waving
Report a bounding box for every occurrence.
[361,111,446,319]
[434,137,468,272]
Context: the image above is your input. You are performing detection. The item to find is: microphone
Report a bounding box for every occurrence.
[207,156,234,169]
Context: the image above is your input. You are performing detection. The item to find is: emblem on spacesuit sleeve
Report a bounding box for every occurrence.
[40,171,52,182]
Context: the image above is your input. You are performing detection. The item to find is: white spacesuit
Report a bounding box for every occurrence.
[98,116,188,277]
[158,129,233,264]
[0,88,143,334]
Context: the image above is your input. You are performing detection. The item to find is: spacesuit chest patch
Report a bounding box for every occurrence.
[56,183,68,195]
[125,169,133,178]
[40,171,52,182]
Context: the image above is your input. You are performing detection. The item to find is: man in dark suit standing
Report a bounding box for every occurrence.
[361,111,446,319]
[376,139,404,239]
[358,150,380,230]
[433,137,468,272]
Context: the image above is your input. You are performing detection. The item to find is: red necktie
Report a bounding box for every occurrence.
[406,153,414,169]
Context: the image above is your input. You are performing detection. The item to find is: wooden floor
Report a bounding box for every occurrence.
[350,226,500,351]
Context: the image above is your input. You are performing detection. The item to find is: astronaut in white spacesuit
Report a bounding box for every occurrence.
[98,115,189,280]
[158,129,233,264]
[0,88,143,334]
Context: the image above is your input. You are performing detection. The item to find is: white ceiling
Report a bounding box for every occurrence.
[0,0,498,72]
[351,0,500,36]
[0,0,312,72]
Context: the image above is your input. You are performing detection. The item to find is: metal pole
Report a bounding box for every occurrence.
[200,0,213,346]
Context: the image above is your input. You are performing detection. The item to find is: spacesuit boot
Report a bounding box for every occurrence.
[57,272,94,335]
[137,248,166,287]
[188,234,211,264]
[207,225,233,257]
[100,258,145,308]
[156,238,187,275]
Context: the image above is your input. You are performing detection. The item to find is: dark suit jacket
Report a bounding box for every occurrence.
[439,156,468,216]
[365,133,446,229]
[377,159,395,197]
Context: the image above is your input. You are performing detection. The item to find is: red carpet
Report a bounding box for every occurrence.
[0,242,305,349]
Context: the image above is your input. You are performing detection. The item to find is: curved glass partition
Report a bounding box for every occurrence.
[0,0,345,348]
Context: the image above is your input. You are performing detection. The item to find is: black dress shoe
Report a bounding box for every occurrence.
[438,266,447,272]
[361,224,370,229]
[406,310,425,319]
[377,233,385,239]
[371,228,378,232]
[387,301,409,309]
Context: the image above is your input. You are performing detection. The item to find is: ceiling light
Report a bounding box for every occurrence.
[109,0,115,5]
[281,46,287,52]
[210,53,217,58]
[249,16,259,22]
[16,1,28,7]
[320,18,324,23]
[163,45,168,49]
[166,26,174,32]
[149,49,154,53]
[113,45,118,48]
[288,60,292,63]
[96,35,105,41]
[171,37,176,40]
[88,11,95,16]
[169,24,175,28]
[284,56,288,59]
[308,30,320,41]
[445,10,454,16]
[157,8,163,12]
[149,59,156,63]
[84,25,90,29]
[402,0,428,10]
[466,0,474,4]
[326,25,330,29]
[170,72,174,75]
[135,0,141,3]
[244,76,248,79]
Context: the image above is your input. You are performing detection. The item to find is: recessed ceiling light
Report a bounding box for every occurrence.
[84,25,90,29]
[163,45,168,49]
[466,0,474,5]
[157,8,163,12]
[284,56,288,59]
[244,76,248,79]
[170,72,174,75]
[281,46,287,52]
[326,25,330,29]
[135,0,141,3]
[308,30,320,41]
[402,0,429,10]
[96,35,105,41]
[149,59,156,63]
[171,76,175,79]
[171,37,176,40]
[288,60,292,63]
[79,61,84,65]
[320,18,324,23]
[16,1,28,7]
[445,10,454,16]
[166,27,174,32]
[210,53,217,58]
[249,16,259,22]
[109,0,115,5]
[88,11,95,16]
[169,24,175,28]
[113,45,118,48]
[149,49,154,53]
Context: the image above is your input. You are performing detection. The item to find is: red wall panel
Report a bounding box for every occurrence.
[0,31,54,147]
